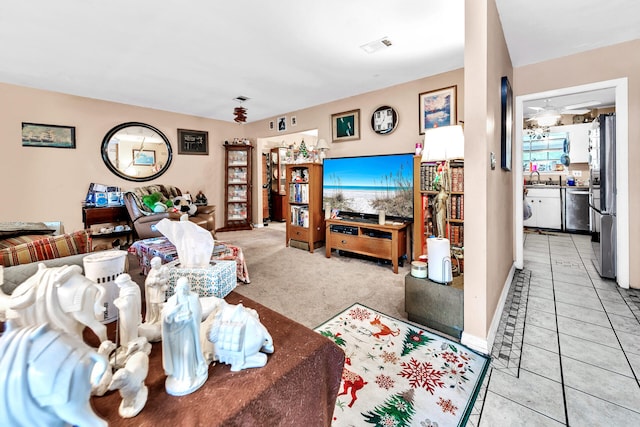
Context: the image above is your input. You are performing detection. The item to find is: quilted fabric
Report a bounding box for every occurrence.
[0,230,90,267]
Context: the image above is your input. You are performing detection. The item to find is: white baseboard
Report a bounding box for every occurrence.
[461,262,516,355]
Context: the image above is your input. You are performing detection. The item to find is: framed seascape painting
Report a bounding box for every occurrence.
[418,86,457,134]
[21,122,76,148]
[500,76,513,171]
[331,109,360,142]
[132,149,156,166]
[178,128,208,155]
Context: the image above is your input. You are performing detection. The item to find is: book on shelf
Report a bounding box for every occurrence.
[289,183,309,203]
[290,205,309,228]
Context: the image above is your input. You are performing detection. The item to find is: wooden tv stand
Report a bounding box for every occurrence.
[325,218,410,274]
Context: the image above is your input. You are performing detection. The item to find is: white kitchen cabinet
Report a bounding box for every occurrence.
[551,123,590,164]
[524,188,562,230]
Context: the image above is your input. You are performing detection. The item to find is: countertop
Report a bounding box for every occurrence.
[525,184,589,190]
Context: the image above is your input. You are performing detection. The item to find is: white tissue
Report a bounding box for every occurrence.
[155,218,214,269]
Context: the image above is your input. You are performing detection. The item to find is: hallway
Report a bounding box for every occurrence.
[470,232,640,425]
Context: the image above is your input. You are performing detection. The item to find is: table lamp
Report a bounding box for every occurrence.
[316,138,330,163]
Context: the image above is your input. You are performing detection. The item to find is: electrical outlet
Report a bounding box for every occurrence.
[490,152,496,170]
[573,170,582,177]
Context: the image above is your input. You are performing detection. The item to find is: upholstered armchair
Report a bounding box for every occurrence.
[124,184,216,239]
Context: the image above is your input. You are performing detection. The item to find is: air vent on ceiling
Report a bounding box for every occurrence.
[360,37,392,54]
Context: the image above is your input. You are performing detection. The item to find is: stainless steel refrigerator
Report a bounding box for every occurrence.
[588,113,616,279]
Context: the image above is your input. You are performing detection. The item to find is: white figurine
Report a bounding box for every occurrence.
[161,277,208,396]
[113,273,142,349]
[109,351,149,418]
[205,299,274,372]
[144,256,168,325]
[0,264,107,343]
[92,340,117,396]
[0,322,109,427]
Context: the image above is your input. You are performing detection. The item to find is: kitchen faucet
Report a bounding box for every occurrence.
[529,170,541,184]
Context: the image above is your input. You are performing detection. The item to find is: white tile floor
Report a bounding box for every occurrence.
[469,232,640,426]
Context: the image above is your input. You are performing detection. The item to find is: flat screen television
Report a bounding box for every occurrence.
[322,153,414,222]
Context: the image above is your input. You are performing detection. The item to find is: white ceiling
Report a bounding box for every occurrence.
[1,1,638,123]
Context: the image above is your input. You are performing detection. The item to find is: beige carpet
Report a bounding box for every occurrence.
[213,221,411,328]
[127,221,411,328]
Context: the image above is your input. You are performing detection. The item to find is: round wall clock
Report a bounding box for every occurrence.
[371,105,398,135]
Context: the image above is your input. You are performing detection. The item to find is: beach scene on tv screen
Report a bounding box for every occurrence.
[323,154,413,219]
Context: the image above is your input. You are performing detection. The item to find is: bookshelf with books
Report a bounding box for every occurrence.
[285,163,324,252]
[413,156,464,269]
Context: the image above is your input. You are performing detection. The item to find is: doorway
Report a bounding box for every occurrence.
[255,129,319,225]
[514,78,629,288]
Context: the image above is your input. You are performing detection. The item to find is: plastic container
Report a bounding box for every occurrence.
[83,250,127,323]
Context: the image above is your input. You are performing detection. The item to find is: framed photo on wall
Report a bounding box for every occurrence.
[178,128,208,155]
[21,122,76,148]
[277,116,287,132]
[331,109,360,142]
[132,149,156,166]
[418,85,457,134]
[500,76,513,171]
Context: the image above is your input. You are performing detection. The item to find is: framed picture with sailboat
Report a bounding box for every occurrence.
[21,122,76,149]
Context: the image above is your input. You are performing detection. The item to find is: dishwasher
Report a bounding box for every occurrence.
[564,188,590,232]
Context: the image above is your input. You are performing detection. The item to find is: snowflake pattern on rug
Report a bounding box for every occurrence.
[316,303,489,427]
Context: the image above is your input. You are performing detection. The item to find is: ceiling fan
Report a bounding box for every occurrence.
[526,99,601,126]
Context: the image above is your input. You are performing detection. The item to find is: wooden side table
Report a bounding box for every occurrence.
[82,205,133,246]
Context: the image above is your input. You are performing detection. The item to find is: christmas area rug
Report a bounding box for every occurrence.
[315,303,489,427]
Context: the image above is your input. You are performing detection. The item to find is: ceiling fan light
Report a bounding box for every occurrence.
[535,114,559,127]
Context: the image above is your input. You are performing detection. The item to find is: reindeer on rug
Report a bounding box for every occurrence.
[0,264,107,343]
[370,314,400,340]
[338,354,368,408]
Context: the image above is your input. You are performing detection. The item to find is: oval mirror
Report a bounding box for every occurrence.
[101,122,173,182]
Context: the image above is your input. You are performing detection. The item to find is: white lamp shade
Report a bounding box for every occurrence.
[421,125,464,162]
[316,138,329,151]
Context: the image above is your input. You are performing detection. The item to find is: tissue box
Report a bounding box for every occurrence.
[166,260,236,298]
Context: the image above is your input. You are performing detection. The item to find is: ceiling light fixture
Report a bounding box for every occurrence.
[360,37,392,54]
[233,96,249,123]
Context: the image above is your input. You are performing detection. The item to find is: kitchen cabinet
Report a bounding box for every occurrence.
[524,187,562,230]
[551,123,590,164]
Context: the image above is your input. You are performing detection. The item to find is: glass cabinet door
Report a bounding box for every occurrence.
[270,147,287,195]
[220,144,253,231]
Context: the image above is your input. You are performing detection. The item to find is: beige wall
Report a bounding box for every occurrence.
[0,83,243,232]
[462,0,515,347]
[244,70,464,161]
[514,39,640,288]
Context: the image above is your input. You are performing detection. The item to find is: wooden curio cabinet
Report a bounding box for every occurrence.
[219,144,253,231]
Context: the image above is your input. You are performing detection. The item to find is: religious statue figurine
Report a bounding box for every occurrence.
[113,274,142,350]
[161,277,208,396]
[144,257,169,325]
[434,185,449,239]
